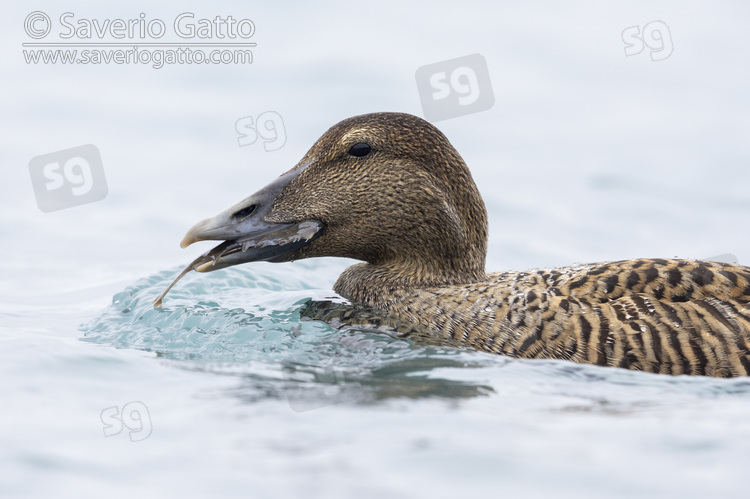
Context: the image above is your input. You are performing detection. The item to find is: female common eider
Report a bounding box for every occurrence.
[155,112,750,378]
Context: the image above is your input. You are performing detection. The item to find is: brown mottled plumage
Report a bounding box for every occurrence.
[171,112,750,377]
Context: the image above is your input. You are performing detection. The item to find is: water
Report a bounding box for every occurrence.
[3,1,750,497]
[6,261,750,498]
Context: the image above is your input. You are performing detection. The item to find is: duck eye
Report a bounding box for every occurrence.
[348,142,372,157]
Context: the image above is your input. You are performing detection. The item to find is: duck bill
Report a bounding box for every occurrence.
[180,163,323,272]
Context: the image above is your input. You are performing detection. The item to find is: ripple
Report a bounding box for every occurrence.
[81,261,750,410]
[80,262,498,405]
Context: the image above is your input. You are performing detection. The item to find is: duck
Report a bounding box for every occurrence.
[155,112,750,378]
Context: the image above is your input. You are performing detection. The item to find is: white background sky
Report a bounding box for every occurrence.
[1,0,749,299]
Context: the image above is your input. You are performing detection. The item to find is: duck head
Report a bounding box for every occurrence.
[177,112,488,305]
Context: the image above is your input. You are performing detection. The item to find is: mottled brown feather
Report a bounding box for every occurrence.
[348,259,750,377]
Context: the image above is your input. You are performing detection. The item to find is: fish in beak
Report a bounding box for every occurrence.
[153,164,323,307]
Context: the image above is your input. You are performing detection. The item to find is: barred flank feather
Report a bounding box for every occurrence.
[368,259,750,377]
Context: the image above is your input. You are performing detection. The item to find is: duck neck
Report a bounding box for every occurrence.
[333,260,487,308]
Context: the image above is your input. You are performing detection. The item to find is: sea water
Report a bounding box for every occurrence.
[5,259,750,498]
